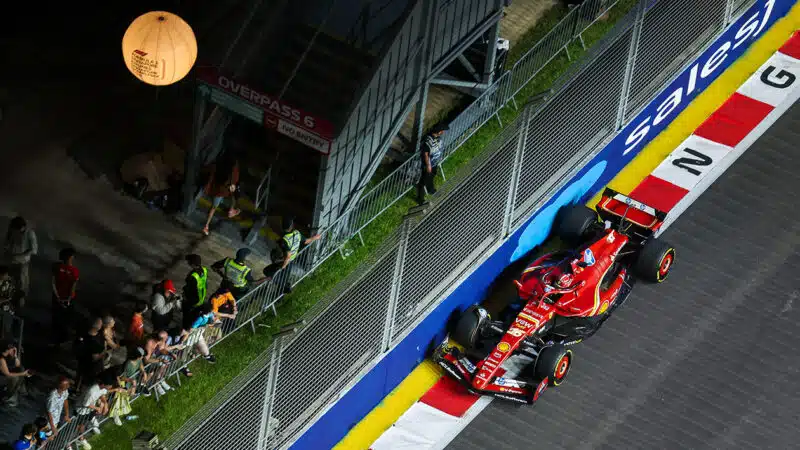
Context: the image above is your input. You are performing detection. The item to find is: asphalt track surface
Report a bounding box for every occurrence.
[446,101,800,450]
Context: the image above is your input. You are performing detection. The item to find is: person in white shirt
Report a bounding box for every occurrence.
[75,378,121,450]
[46,376,72,437]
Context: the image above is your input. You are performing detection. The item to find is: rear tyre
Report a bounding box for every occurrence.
[556,205,598,245]
[533,344,573,386]
[634,238,675,283]
[451,305,489,350]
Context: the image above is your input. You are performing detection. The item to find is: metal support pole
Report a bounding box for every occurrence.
[502,107,530,236]
[483,21,501,86]
[723,0,735,25]
[257,341,282,450]
[382,219,411,351]
[614,0,646,131]
[457,54,482,82]
[182,89,209,216]
[410,0,439,155]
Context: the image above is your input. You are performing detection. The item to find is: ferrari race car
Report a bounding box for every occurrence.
[433,188,676,404]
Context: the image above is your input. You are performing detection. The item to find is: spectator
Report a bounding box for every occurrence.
[75,318,105,392]
[262,249,292,295]
[0,340,30,407]
[187,303,218,364]
[120,348,150,398]
[51,247,79,345]
[33,416,49,448]
[209,287,238,334]
[75,376,120,449]
[201,154,241,236]
[416,123,448,205]
[279,217,321,270]
[11,423,36,450]
[127,303,147,346]
[211,248,264,299]
[101,315,121,368]
[4,216,38,308]
[46,376,72,438]
[158,328,193,378]
[0,265,19,338]
[107,364,134,426]
[182,254,209,329]
[150,279,181,331]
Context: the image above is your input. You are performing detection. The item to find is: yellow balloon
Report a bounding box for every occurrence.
[122,11,198,86]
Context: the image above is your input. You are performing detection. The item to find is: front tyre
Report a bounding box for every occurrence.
[533,344,573,386]
[634,238,676,283]
[451,305,489,350]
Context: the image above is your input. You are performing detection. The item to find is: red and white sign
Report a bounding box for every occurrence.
[197,68,334,154]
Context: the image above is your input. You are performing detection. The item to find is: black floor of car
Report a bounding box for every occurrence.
[446,101,800,450]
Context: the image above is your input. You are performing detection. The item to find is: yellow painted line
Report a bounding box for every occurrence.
[589,5,800,206]
[337,7,800,450]
[334,360,443,450]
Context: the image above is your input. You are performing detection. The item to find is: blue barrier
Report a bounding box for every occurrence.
[291,1,795,448]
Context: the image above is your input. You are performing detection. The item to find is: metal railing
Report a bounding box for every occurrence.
[156,1,746,449]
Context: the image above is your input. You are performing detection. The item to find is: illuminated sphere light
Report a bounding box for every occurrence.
[122,11,197,86]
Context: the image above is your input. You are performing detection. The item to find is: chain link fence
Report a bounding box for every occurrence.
[150,1,755,449]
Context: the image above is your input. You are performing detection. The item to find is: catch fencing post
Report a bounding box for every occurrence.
[257,341,281,450]
[615,0,646,131]
[382,217,413,351]
[502,106,531,237]
[723,0,735,25]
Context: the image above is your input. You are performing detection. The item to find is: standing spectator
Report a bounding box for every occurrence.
[212,248,264,299]
[108,365,134,426]
[201,154,241,236]
[0,265,19,338]
[127,303,147,346]
[51,247,79,345]
[101,315,121,368]
[182,254,209,329]
[4,216,38,308]
[187,303,218,364]
[416,123,448,205]
[150,279,181,331]
[75,318,105,392]
[11,423,36,450]
[279,217,321,270]
[46,376,72,439]
[0,340,30,407]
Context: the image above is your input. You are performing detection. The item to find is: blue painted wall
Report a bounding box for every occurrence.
[291,1,795,448]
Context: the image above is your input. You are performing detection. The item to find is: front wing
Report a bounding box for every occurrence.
[433,340,549,405]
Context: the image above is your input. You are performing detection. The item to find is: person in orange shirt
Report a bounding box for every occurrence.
[127,303,148,346]
[209,288,238,336]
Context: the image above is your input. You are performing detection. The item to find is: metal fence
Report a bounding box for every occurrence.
[149,1,754,449]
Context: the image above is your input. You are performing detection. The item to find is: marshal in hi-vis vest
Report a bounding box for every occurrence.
[223,258,251,288]
[283,230,302,261]
[191,267,208,306]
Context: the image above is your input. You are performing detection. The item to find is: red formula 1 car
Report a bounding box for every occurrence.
[433,188,676,404]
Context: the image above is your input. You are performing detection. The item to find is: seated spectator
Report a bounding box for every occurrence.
[102,315,121,368]
[46,376,72,438]
[151,279,181,331]
[11,423,36,450]
[120,348,150,398]
[127,302,148,346]
[75,375,123,449]
[33,416,49,448]
[107,364,134,426]
[158,328,194,377]
[75,318,105,392]
[209,288,237,336]
[0,340,31,407]
[139,335,171,396]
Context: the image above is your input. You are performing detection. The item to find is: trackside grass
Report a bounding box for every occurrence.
[89,2,636,448]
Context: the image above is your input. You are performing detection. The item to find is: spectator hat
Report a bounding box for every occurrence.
[163,279,176,294]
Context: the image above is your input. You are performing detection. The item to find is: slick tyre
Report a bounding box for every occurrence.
[451,305,487,350]
[534,344,573,387]
[634,238,675,283]
[556,205,598,245]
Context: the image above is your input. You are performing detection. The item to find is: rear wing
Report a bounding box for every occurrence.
[595,188,666,238]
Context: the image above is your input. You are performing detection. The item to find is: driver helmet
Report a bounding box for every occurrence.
[555,272,573,288]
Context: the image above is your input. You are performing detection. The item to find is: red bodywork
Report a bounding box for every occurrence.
[470,228,630,391]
